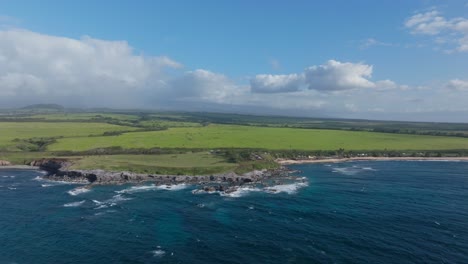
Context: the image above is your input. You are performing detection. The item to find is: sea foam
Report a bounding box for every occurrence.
[63,200,85,207]
[152,249,166,257]
[68,187,90,196]
[116,183,188,194]
[93,194,132,209]
[264,182,309,194]
[220,187,263,198]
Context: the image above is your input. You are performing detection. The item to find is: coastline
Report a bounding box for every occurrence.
[3,156,468,187]
[0,165,40,170]
[276,156,468,165]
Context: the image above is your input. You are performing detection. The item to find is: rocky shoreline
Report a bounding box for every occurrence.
[28,159,297,192]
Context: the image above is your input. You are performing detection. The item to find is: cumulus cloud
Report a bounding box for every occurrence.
[167,69,246,103]
[304,60,375,91]
[405,9,468,52]
[250,74,304,93]
[446,79,468,91]
[1,28,467,121]
[250,60,404,93]
[0,29,182,107]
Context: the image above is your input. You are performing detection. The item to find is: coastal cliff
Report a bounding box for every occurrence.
[31,158,292,186]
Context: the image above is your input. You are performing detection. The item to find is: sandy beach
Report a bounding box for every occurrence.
[276,157,468,165]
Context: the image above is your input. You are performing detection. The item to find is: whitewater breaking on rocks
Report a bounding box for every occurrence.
[31,158,305,196]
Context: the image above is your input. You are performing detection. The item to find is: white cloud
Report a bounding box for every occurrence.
[167,69,245,103]
[1,28,468,121]
[304,60,375,91]
[0,29,181,107]
[446,79,468,91]
[251,60,405,93]
[405,9,468,52]
[405,10,449,35]
[250,74,304,93]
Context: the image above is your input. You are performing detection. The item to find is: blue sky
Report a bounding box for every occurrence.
[0,0,468,121]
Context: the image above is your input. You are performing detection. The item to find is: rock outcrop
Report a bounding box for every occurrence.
[0,160,12,166]
[34,158,292,186]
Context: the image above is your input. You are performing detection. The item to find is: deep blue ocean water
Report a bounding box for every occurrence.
[1,161,468,264]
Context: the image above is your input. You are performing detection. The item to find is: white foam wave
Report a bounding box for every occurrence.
[33,176,43,181]
[157,184,188,191]
[192,189,218,195]
[332,167,360,175]
[34,176,82,185]
[92,194,132,209]
[2,175,15,178]
[333,166,378,175]
[152,250,166,257]
[41,184,54,187]
[192,178,309,198]
[63,200,85,207]
[116,185,158,194]
[117,183,188,194]
[264,182,308,194]
[220,187,263,198]
[67,187,90,196]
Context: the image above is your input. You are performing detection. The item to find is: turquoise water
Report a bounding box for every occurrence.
[1,161,468,263]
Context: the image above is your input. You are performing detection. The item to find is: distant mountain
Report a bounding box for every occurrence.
[21,104,65,110]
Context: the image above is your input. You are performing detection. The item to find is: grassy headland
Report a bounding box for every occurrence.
[1,107,468,175]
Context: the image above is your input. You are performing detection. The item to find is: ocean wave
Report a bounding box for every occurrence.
[93,194,132,209]
[220,187,263,198]
[34,176,82,185]
[2,175,15,178]
[332,165,379,175]
[63,200,85,207]
[116,183,188,194]
[152,249,166,257]
[157,184,188,191]
[332,167,361,175]
[264,182,309,194]
[33,176,44,181]
[68,187,91,196]
[225,182,309,197]
[192,189,217,195]
[94,209,117,216]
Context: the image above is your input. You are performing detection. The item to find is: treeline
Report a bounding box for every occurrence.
[49,146,468,159]
[270,149,468,159]
[369,128,468,138]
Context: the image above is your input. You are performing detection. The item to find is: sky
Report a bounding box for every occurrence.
[0,0,467,122]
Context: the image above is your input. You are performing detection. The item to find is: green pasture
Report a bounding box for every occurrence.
[0,122,136,151]
[68,152,236,175]
[48,124,468,151]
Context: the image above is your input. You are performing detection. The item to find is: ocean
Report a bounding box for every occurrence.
[1,161,467,263]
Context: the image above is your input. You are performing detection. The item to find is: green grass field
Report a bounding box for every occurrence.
[0,122,137,151]
[2,109,468,175]
[67,152,237,174]
[48,124,468,152]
